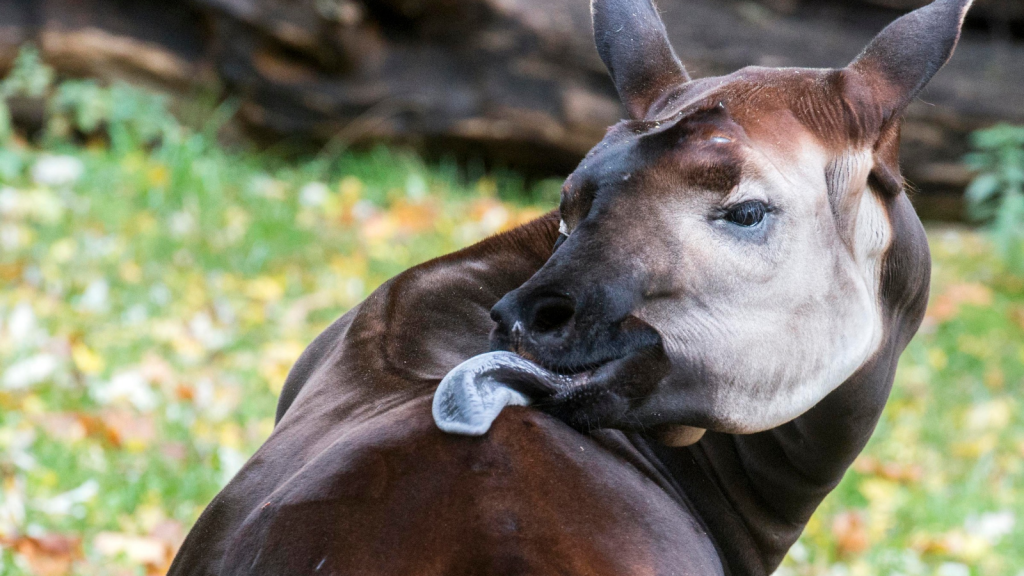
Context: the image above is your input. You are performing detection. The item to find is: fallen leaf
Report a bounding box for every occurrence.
[11,534,81,576]
[852,455,923,484]
[390,198,437,234]
[925,282,993,324]
[71,343,105,375]
[93,531,170,567]
[34,412,87,443]
[831,511,869,557]
[101,408,157,451]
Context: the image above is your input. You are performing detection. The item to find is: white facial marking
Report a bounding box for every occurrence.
[637,138,892,433]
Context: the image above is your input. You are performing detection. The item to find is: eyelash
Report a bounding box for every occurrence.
[723,200,769,227]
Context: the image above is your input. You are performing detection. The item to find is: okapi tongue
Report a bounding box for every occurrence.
[432,351,572,436]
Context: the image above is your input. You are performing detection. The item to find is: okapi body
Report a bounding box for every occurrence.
[169,1,972,574]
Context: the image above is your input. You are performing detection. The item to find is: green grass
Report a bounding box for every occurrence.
[1,58,1022,576]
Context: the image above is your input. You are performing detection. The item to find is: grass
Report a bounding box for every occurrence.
[0,58,1022,576]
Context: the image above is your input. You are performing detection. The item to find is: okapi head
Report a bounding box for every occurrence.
[490,0,970,438]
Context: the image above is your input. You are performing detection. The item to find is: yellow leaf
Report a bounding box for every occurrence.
[38,469,59,488]
[49,238,76,264]
[72,343,105,375]
[953,433,998,458]
[339,175,363,203]
[966,399,1012,431]
[120,152,146,173]
[927,348,948,370]
[860,478,899,506]
[218,423,243,450]
[244,276,285,302]
[191,420,214,443]
[859,478,901,540]
[119,260,142,284]
[146,164,169,187]
[331,254,368,278]
[259,340,305,394]
[21,394,45,415]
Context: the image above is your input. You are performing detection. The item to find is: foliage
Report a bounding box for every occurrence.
[0,47,1021,576]
[964,124,1024,272]
[0,45,177,153]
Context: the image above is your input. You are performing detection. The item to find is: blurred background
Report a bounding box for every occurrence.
[0,0,1021,574]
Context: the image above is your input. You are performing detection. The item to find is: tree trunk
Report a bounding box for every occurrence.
[2,0,1022,217]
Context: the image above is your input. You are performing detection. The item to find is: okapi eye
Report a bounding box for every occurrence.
[724,201,767,227]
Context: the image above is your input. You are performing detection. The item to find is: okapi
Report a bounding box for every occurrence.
[169,0,971,574]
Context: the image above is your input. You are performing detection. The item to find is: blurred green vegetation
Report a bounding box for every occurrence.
[0,47,1022,576]
[965,124,1024,274]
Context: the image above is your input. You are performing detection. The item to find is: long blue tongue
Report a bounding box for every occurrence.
[432,351,565,436]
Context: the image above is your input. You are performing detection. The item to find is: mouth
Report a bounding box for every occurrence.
[492,316,662,391]
[497,344,658,405]
[488,354,596,400]
[513,347,622,379]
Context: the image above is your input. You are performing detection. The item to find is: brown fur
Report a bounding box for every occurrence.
[170,1,971,574]
[170,215,726,575]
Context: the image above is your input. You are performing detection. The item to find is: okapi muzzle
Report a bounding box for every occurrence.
[485,0,974,439]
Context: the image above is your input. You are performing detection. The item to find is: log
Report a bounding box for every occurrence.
[2,0,1023,216]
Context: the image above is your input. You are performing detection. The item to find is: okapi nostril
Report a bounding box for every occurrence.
[530,297,575,333]
[489,307,503,325]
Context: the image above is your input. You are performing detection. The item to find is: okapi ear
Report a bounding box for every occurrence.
[849,0,973,123]
[846,0,973,194]
[592,0,689,120]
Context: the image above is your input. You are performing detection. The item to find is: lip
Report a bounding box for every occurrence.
[534,351,626,379]
[483,352,601,401]
[503,348,639,402]
[491,316,665,403]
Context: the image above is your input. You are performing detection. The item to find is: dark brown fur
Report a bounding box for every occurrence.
[170,1,969,574]
[170,215,726,575]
